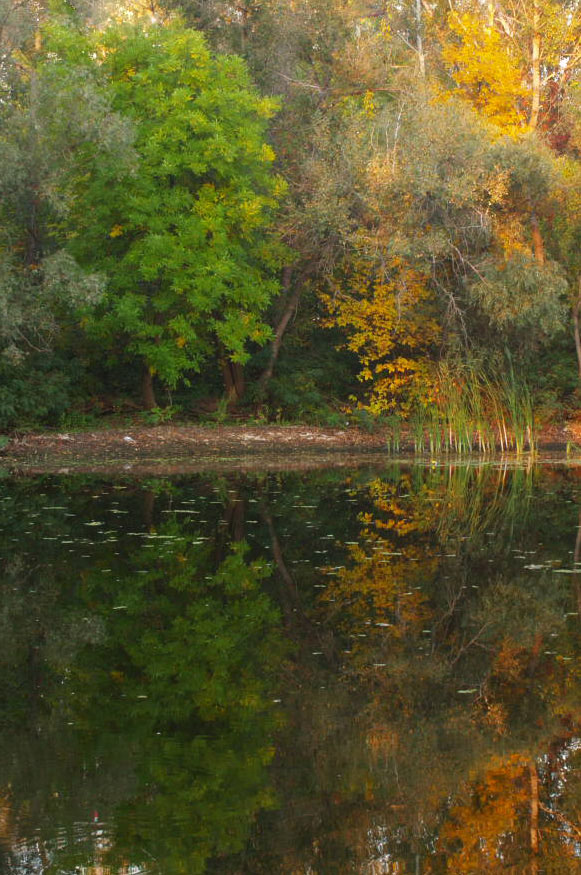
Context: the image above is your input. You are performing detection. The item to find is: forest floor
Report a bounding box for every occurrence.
[3,419,581,474]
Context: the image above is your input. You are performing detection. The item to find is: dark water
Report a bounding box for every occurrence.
[0,462,580,874]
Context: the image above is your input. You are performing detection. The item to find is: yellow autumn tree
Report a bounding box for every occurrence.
[441,11,528,136]
[322,258,440,414]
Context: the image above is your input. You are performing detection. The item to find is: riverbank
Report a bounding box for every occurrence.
[2,419,581,472]
[0,424,392,474]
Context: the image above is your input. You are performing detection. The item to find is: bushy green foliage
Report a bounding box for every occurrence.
[0,354,77,429]
[52,20,287,390]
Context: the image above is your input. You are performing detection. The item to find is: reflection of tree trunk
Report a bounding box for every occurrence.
[530,2,541,129]
[0,792,15,853]
[529,762,539,874]
[526,632,544,677]
[225,494,245,542]
[261,496,337,665]
[262,505,296,594]
[260,499,315,637]
[216,484,245,562]
[574,509,581,619]
[143,490,155,530]
[258,266,304,393]
[222,360,245,405]
[142,364,157,410]
[539,798,581,840]
[37,839,49,869]
[573,277,581,380]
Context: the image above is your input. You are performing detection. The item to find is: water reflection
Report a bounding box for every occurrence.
[0,463,579,872]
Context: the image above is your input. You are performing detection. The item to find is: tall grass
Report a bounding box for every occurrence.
[394,359,536,455]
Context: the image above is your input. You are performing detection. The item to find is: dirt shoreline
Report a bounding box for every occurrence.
[2,421,581,474]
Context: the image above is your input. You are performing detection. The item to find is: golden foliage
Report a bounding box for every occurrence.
[441,12,528,136]
[322,258,440,413]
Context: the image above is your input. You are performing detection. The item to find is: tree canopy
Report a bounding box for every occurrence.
[0,0,579,428]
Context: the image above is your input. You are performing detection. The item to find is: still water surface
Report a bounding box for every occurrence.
[0,461,580,873]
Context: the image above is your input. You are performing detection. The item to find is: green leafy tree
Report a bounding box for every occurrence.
[51,20,286,408]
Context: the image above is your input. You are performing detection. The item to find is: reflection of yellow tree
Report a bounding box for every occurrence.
[323,533,434,649]
[313,474,451,849]
[439,748,581,874]
[319,476,437,659]
[307,467,581,872]
[440,755,534,872]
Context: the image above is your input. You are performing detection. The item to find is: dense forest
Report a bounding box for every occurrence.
[0,0,580,437]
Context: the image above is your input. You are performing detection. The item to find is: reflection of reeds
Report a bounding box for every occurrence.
[421,461,534,544]
[391,360,536,455]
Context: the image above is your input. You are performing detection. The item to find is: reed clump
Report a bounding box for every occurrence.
[403,360,536,455]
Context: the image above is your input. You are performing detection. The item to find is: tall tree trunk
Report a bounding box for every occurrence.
[222,360,245,404]
[26,38,42,269]
[258,265,304,393]
[415,0,426,77]
[573,276,581,380]
[239,2,249,53]
[142,364,157,410]
[487,0,495,27]
[529,1,541,129]
[530,214,545,265]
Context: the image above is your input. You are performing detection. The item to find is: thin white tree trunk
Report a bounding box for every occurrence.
[529,0,541,128]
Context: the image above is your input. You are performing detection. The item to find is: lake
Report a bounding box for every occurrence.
[0,460,580,873]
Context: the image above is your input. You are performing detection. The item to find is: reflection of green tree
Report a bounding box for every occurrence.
[61,525,287,874]
[0,476,288,874]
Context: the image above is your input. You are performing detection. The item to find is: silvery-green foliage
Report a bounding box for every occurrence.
[0,26,133,361]
[42,250,104,307]
[0,62,136,220]
[468,254,568,340]
[355,90,570,350]
[371,95,494,263]
[0,0,37,81]
[488,135,558,205]
[0,250,104,356]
